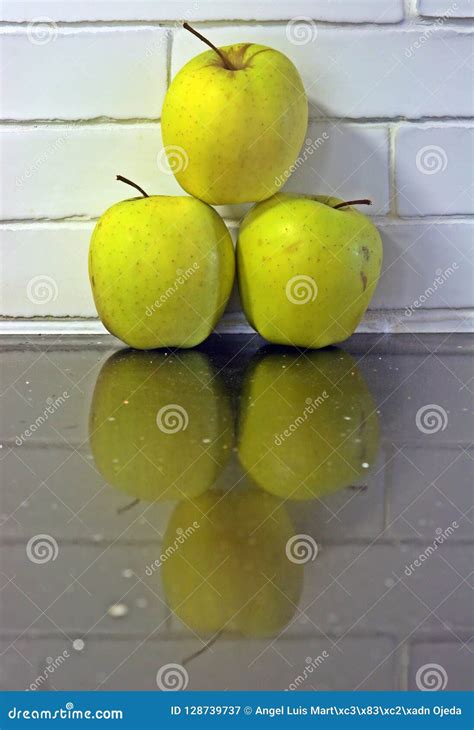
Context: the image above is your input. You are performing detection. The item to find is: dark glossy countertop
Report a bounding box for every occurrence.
[0,333,472,691]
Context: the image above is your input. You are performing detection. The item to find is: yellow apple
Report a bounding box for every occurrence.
[161,489,303,637]
[89,349,233,503]
[161,26,308,205]
[237,194,383,348]
[89,177,234,350]
[238,348,380,500]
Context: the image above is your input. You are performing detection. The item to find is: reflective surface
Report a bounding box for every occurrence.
[1,334,472,691]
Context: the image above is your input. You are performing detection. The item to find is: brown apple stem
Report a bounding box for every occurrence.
[182,630,223,667]
[333,199,372,210]
[116,175,149,198]
[117,497,140,514]
[183,22,235,70]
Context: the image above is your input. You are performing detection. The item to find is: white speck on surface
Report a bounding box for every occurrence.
[122,569,133,579]
[107,603,129,618]
[73,639,85,651]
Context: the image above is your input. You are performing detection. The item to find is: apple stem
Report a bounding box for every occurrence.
[116,174,149,198]
[182,629,223,667]
[333,199,372,210]
[117,497,140,514]
[183,22,235,70]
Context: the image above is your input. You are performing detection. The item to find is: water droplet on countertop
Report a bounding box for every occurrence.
[107,603,129,618]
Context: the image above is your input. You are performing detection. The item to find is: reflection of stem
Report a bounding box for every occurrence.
[183,629,223,667]
[117,497,140,514]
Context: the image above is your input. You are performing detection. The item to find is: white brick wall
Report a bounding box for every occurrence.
[0,1,473,330]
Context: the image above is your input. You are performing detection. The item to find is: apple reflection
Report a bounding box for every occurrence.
[237,347,380,501]
[88,349,233,503]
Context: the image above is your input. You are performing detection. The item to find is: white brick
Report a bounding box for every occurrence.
[3,220,473,318]
[0,636,397,691]
[297,544,471,634]
[0,544,169,634]
[1,28,168,120]
[396,125,474,216]
[373,221,474,309]
[385,447,473,540]
[171,26,474,118]
[0,446,178,542]
[284,122,390,214]
[409,642,474,691]
[0,0,404,22]
[0,124,181,219]
[364,350,474,445]
[0,224,95,316]
[419,0,474,18]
